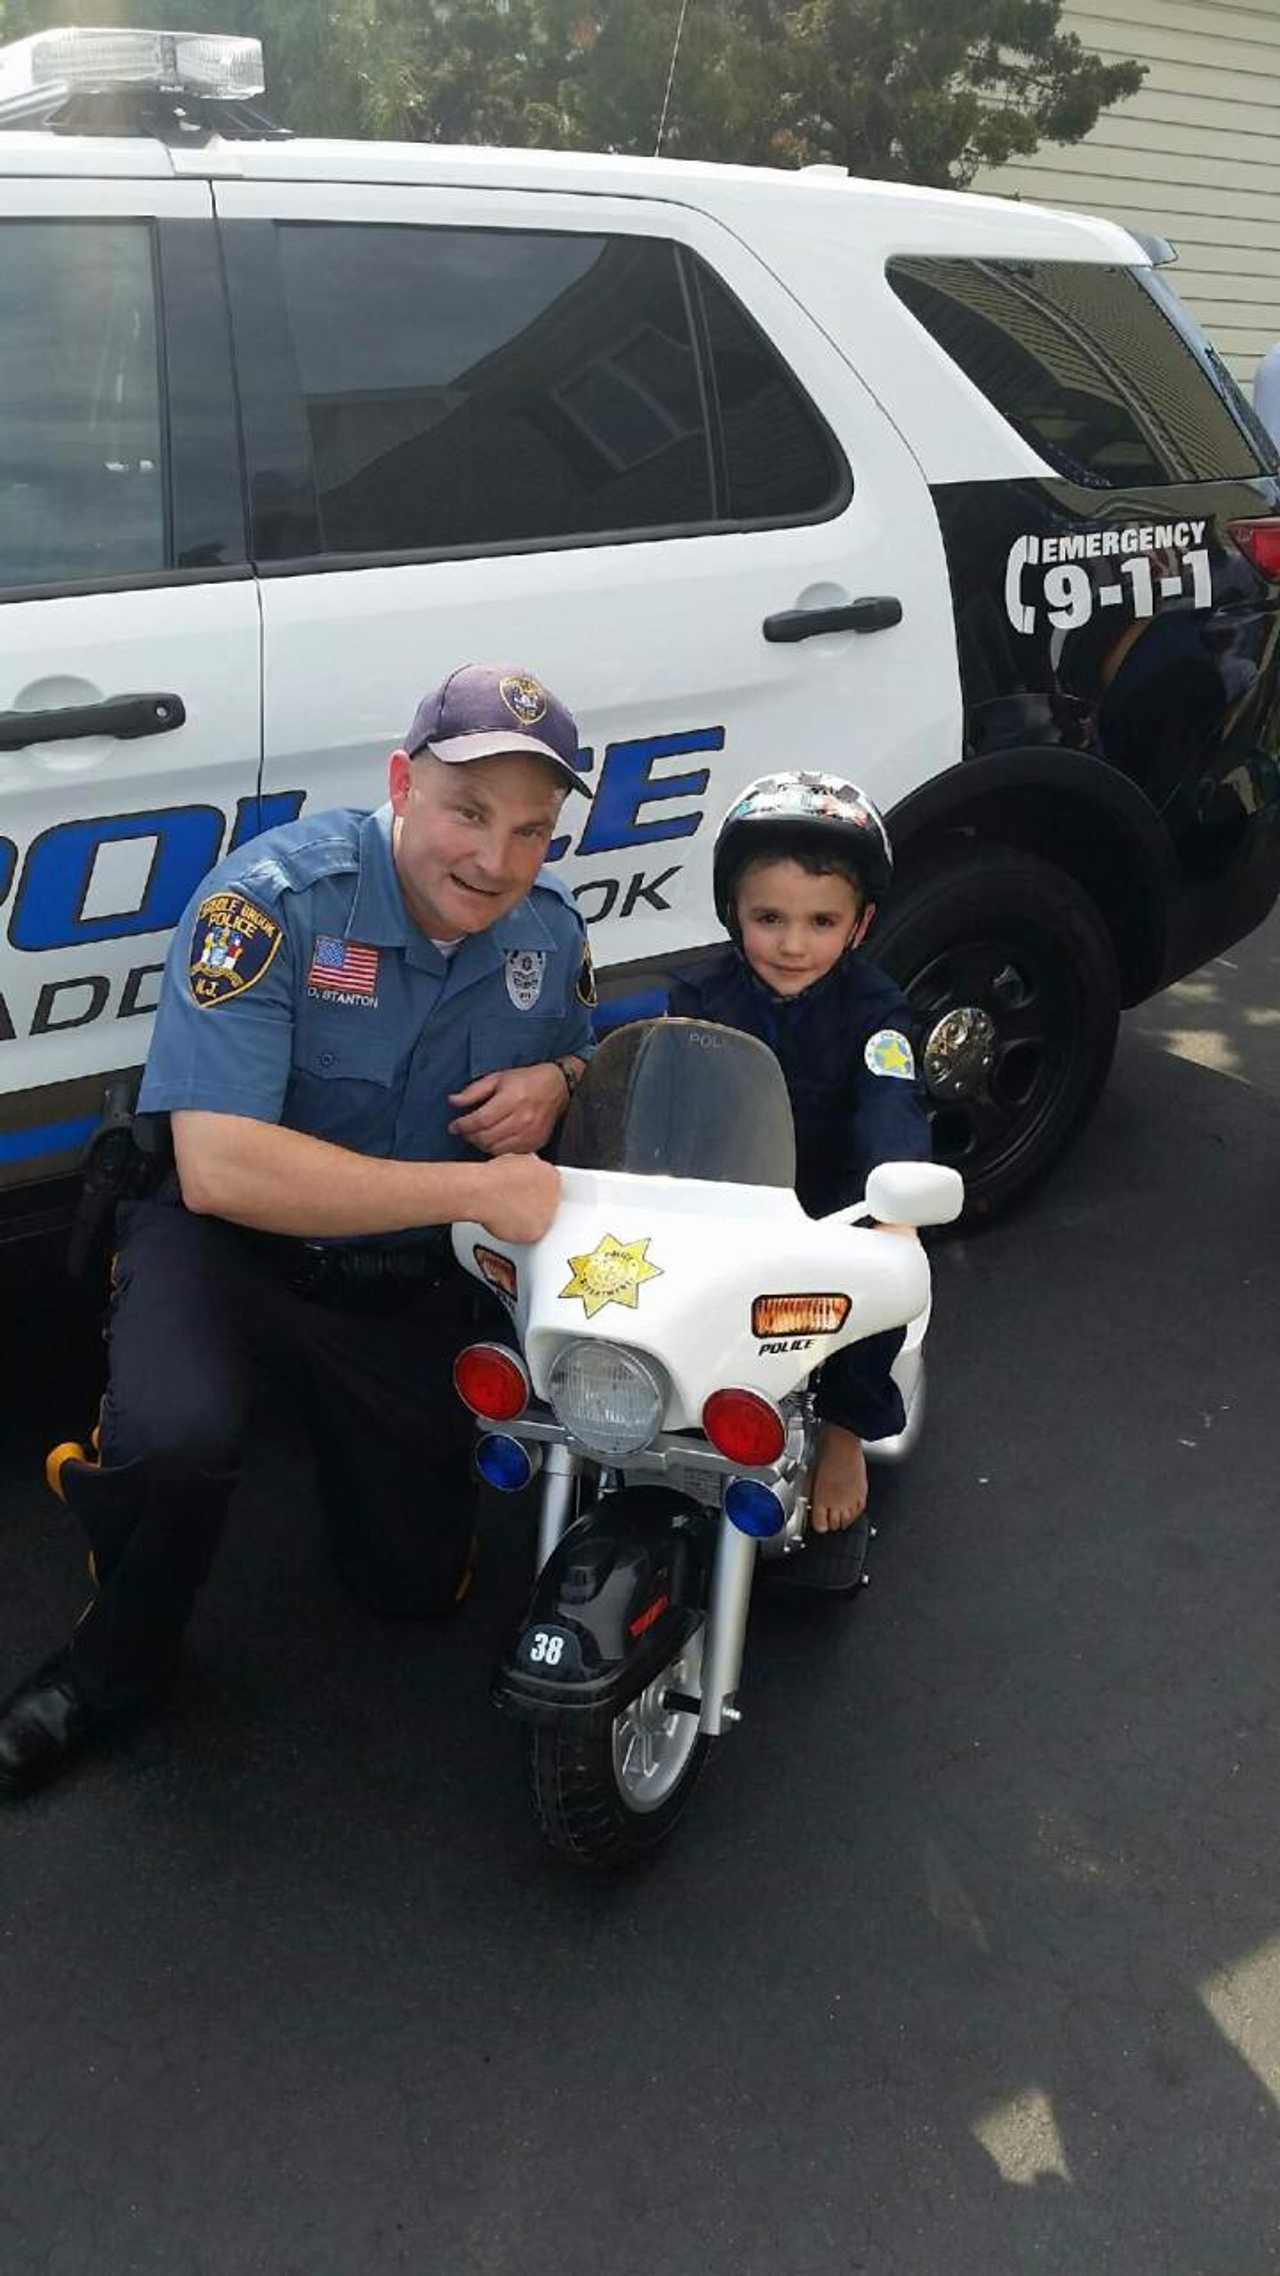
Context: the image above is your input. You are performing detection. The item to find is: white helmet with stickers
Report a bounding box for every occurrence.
[712,771,894,930]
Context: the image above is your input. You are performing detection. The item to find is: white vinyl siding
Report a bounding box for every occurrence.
[978,0,1280,387]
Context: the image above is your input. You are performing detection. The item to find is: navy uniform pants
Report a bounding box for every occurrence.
[812,1329,907,1445]
[67,1199,496,1713]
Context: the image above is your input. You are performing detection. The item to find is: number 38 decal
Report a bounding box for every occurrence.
[528,1630,565,1665]
[1004,518,1212,636]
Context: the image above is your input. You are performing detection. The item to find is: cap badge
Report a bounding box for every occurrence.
[500,673,548,728]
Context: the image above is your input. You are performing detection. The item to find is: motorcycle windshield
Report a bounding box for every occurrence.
[560,1018,797,1187]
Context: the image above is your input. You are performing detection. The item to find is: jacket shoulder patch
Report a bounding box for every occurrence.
[865,1028,915,1080]
[189,891,284,1008]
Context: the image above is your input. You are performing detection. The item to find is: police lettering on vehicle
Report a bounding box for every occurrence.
[1004,519,1212,636]
[0,728,724,1065]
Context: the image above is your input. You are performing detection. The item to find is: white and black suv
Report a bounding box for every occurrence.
[2,24,1279,1235]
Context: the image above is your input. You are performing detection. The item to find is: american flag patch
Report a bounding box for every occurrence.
[307,935,380,1001]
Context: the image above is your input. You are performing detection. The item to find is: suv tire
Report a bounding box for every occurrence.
[872,845,1121,1220]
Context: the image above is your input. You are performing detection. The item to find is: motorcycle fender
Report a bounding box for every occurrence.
[493,1486,709,1733]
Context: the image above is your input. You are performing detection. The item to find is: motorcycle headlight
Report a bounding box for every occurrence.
[547,1339,666,1459]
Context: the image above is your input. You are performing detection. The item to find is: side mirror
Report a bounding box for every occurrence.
[864,1161,964,1228]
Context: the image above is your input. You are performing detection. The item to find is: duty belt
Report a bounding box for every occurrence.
[251,1227,455,1305]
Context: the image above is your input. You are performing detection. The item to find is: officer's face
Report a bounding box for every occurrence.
[388,749,567,937]
[736,858,873,996]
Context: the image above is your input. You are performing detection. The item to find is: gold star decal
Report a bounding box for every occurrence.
[560,1234,663,1319]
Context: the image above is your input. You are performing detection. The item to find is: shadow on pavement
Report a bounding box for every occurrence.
[1129,926,1280,1106]
[1,1023,1279,2275]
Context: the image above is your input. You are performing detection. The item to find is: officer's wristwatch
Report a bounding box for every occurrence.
[556,1057,581,1103]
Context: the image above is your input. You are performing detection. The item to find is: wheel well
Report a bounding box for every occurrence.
[892,783,1166,1005]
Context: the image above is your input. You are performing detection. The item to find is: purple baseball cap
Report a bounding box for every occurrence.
[402,663,588,795]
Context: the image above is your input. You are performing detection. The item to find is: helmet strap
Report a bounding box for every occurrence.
[848,902,876,953]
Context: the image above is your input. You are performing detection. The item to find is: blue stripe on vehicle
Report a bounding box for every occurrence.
[2,991,671,1164]
[593,988,668,1035]
[0,1113,99,1165]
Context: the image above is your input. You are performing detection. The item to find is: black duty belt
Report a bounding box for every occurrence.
[247,1227,455,1307]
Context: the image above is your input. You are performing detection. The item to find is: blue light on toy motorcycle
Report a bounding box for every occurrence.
[724,1477,786,1537]
[475,1433,535,1493]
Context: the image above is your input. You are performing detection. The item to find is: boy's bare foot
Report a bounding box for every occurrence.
[810,1422,868,1532]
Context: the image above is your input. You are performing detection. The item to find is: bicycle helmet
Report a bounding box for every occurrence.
[712,771,894,931]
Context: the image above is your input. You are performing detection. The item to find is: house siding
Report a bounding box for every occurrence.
[977,0,1280,387]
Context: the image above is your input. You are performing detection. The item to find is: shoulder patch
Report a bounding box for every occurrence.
[576,939,597,1008]
[189,891,284,1008]
[865,1028,915,1080]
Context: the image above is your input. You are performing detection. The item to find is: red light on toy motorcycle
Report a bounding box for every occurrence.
[453,1342,529,1422]
[702,1387,787,1468]
[1228,518,1280,581]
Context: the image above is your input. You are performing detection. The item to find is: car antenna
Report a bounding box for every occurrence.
[654,0,695,157]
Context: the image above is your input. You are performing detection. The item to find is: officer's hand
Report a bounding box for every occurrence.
[476,1154,561,1244]
[448,1065,566,1156]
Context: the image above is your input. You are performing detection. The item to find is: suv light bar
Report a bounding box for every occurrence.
[0,28,265,112]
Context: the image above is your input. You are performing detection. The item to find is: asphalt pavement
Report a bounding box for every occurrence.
[2,920,1280,2276]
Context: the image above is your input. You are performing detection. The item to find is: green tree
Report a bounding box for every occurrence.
[759,0,1147,187]
[561,0,1146,184]
[1,0,1145,186]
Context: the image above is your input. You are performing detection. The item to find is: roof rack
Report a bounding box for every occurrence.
[0,27,290,141]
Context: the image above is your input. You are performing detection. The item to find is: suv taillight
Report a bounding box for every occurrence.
[1228,518,1280,581]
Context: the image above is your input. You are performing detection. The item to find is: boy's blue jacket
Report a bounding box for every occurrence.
[667,948,931,1218]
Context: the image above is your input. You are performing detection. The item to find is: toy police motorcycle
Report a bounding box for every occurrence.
[451,1016,963,1867]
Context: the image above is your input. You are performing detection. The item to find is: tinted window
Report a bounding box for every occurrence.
[696,262,843,519]
[275,225,713,554]
[0,222,165,588]
[888,257,1271,488]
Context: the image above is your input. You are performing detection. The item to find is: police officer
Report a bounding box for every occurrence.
[0,664,596,1795]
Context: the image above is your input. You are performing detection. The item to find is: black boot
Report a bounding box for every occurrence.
[0,1653,102,1796]
[59,1454,235,1713]
[0,1452,178,1797]
[0,1453,237,1796]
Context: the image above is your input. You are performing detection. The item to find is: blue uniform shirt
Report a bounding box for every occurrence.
[140,804,595,1165]
[668,948,930,1216]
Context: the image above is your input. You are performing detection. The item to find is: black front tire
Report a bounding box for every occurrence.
[872,846,1120,1219]
[529,1690,711,1870]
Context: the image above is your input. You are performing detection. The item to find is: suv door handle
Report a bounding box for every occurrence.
[762,597,903,644]
[0,692,186,752]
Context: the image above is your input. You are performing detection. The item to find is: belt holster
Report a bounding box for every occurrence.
[68,1076,173,1283]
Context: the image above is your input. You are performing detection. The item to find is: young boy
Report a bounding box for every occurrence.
[668,772,931,1535]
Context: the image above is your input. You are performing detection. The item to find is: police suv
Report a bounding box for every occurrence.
[3,24,1279,1237]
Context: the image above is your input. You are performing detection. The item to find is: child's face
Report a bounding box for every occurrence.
[735,858,872,996]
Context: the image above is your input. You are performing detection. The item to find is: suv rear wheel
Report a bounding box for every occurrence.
[872,846,1121,1219]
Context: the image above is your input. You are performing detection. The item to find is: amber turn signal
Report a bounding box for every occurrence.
[751,1293,851,1338]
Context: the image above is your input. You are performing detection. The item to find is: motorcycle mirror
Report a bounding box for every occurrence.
[862,1161,965,1228]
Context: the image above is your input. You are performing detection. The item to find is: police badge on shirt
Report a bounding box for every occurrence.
[505,950,546,1012]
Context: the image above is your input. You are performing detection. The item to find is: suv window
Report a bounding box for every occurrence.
[696,263,844,522]
[0,221,165,589]
[888,257,1272,489]
[267,223,844,558]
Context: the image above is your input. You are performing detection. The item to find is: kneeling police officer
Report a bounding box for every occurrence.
[0,665,594,1795]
